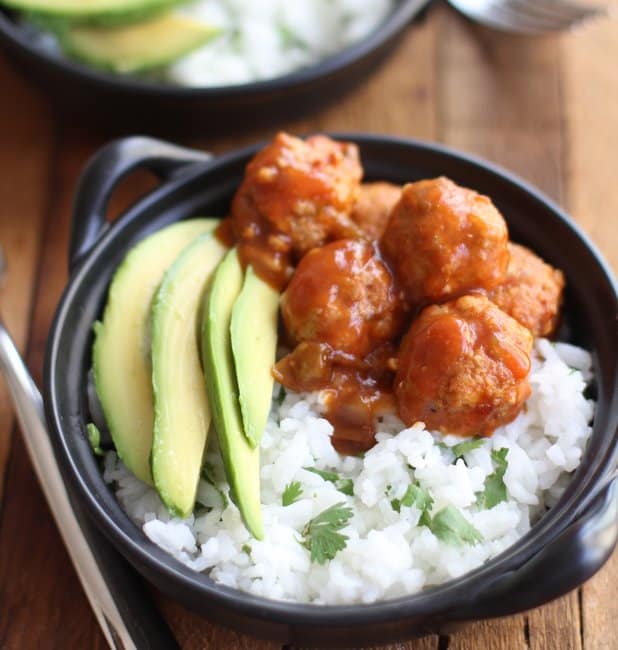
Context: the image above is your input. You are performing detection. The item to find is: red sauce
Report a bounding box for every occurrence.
[217,134,549,454]
[394,295,533,438]
[214,218,236,248]
[215,216,293,291]
[237,233,294,292]
[273,342,398,454]
[226,132,363,292]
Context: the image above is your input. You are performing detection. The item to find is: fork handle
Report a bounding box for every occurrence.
[0,318,179,650]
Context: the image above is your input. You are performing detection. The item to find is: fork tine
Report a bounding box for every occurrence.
[448,0,606,34]
[533,0,606,19]
[503,1,575,30]
[508,0,605,25]
[447,0,542,33]
[476,1,569,33]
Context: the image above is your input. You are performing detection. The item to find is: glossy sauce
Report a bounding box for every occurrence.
[380,177,509,306]
[226,132,363,292]
[215,217,292,291]
[217,219,401,452]
[280,239,406,358]
[219,187,403,452]
[273,342,397,454]
[395,295,533,437]
[219,134,551,454]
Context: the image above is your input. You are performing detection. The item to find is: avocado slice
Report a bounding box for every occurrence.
[60,14,219,74]
[1,0,186,24]
[93,218,216,485]
[151,231,228,518]
[201,249,264,539]
[231,266,279,447]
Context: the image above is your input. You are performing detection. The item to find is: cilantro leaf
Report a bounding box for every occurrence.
[200,462,229,508]
[391,481,433,516]
[304,467,339,482]
[276,386,287,406]
[479,448,509,509]
[304,467,354,496]
[419,510,433,528]
[279,24,309,51]
[201,461,217,482]
[301,502,353,564]
[337,478,354,496]
[86,423,104,457]
[429,505,484,546]
[241,544,252,555]
[450,438,485,459]
[282,481,303,506]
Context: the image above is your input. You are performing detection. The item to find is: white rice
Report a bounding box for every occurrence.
[103,339,594,604]
[30,1,393,86]
[168,0,395,86]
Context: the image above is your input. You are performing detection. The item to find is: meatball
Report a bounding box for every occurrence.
[489,243,565,338]
[381,177,509,306]
[395,294,533,437]
[281,239,405,359]
[350,182,402,240]
[231,131,363,260]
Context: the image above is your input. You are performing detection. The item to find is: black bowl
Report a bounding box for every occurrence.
[45,135,618,646]
[0,1,429,135]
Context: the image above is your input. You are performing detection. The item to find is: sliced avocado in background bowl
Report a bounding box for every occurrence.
[151,231,228,518]
[201,249,264,540]
[0,0,186,24]
[60,14,219,74]
[231,266,279,448]
[92,218,216,486]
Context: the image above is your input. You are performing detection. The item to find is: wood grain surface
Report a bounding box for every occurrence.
[0,4,616,649]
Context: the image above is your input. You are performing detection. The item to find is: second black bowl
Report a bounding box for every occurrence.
[0,1,429,134]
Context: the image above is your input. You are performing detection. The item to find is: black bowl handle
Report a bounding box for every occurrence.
[69,136,213,272]
[447,474,618,622]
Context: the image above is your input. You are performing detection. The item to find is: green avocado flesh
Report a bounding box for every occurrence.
[1,0,185,22]
[0,0,186,25]
[231,266,279,448]
[151,231,228,518]
[60,14,218,73]
[201,249,264,539]
[92,219,216,485]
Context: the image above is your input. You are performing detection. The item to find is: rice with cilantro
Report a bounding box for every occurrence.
[31,0,394,87]
[169,0,395,86]
[103,339,594,604]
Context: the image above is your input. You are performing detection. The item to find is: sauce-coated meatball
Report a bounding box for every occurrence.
[381,177,509,306]
[489,243,565,338]
[350,182,402,240]
[281,239,405,359]
[395,294,533,437]
[231,132,362,275]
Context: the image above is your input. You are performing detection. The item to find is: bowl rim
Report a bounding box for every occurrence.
[0,0,426,97]
[45,133,618,627]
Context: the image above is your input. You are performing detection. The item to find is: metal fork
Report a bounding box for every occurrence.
[447,0,606,34]
[0,245,178,650]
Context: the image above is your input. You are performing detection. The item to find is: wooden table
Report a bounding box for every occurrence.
[0,4,616,648]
